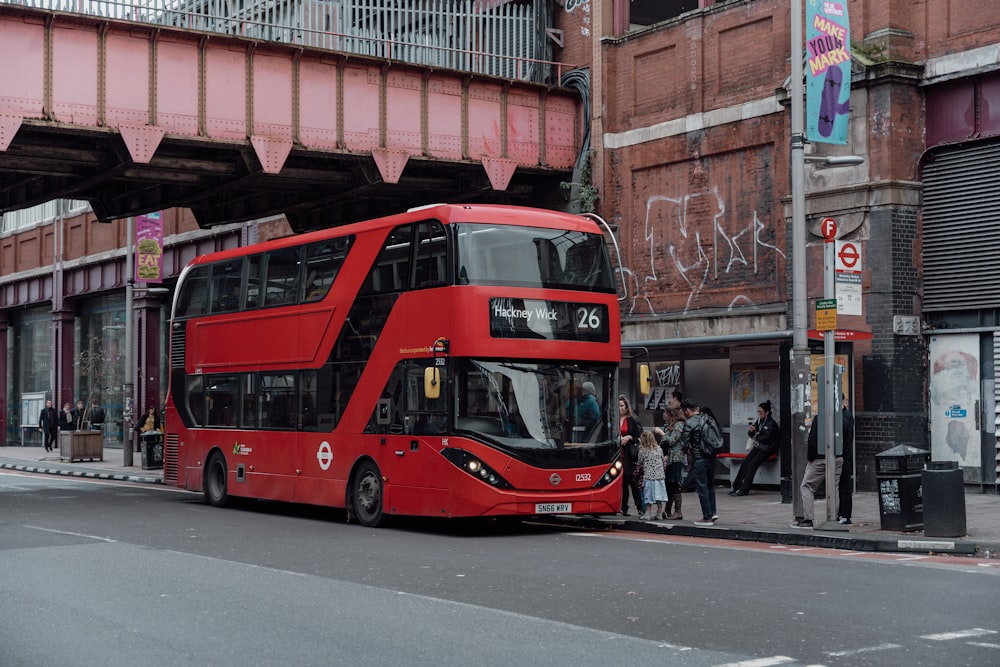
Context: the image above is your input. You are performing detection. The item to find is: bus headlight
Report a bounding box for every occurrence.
[592,458,624,488]
[441,448,513,489]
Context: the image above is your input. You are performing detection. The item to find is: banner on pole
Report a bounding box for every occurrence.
[135,211,164,283]
[806,1,851,144]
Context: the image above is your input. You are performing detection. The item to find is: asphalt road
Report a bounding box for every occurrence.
[1,471,997,667]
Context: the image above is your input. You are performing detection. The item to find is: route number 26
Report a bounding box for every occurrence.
[576,306,603,330]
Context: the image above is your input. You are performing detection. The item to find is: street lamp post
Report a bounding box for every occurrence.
[789,1,863,517]
[123,216,169,467]
[124,217,135,467]
[789,0,809,516]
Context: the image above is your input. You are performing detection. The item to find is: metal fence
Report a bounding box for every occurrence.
[2,0,558,83]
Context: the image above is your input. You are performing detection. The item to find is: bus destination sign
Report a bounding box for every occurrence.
[489,298,609,342]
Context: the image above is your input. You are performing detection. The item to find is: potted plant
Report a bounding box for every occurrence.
[60,336,106,462]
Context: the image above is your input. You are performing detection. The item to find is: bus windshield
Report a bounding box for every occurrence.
[455,224,615,292]
[455,359,617,465]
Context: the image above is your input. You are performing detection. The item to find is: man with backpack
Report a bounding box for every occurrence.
[680,399,723,526]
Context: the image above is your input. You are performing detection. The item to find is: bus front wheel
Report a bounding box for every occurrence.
[205,452,229,508]
[351,460,384,527]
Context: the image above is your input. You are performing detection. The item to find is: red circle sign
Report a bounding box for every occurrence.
[820,217,837,240]
[838,242,860,269]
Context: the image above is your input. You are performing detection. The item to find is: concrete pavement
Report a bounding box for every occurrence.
[2,444,997,558]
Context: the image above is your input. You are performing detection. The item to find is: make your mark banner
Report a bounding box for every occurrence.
[806,1,851,144]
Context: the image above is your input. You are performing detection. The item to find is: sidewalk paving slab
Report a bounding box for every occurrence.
[3,445,998,558]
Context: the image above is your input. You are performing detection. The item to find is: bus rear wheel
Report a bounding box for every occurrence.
[352,460,384,527]
[204,452,229,508]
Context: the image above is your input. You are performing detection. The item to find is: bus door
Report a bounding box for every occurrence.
[374,362,450,515]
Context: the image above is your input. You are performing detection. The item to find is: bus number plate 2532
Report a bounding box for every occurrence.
[535,503,571,514]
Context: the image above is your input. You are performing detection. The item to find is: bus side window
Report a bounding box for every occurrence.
[264,248,302,307]
[176,265,210,318]
[206,375,239,427]
[361,225,412,294]
[300,370,318,431]
[241,374,257,429]
[186,375,205,426]
[301,237,351,303]
[260,373,296,429]
[211,259,244,313]
[413,221,448,288]
[245,255,262,309]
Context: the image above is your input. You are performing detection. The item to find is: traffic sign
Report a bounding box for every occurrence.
[820,217,837,241]
[815,298,837,331]
[808,329,874,341]
[835,240,861,272]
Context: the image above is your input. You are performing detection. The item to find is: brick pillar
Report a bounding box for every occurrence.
[55,309,76,410]
[135,295,164,418]
[0,312,7,444]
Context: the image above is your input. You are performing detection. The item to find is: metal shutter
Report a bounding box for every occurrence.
[922,141,1000,311]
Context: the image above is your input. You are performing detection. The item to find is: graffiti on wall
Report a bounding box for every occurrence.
[563,0,591,36]
[622,185,784,315]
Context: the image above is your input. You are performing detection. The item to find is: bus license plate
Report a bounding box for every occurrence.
[535,503,571,514]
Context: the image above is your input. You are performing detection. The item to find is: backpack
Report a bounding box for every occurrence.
[699,414,725,456]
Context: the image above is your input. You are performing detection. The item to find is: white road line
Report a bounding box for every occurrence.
[715,657,796,667]
[26,525,117,543]
[967,642,1000,649]
[921,628,998,641]
[825,643,902,657]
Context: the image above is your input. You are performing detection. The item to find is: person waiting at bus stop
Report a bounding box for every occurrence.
[729,400,780,496]
[794,395,853,528]
[617,395,644,516]
[135,405,161,435]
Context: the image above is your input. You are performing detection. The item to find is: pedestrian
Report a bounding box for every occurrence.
[730,399,780,496]
[135,405,161,434]
[637,430,668,520]
[89,399,106,432]
[667,389,683,411]
[72,400,86,430]
[59,402,75,431]
[655,406,687,520]
[680,399,719,526]
[794,394,853,528]
[38,399,59,452]
[838,397,856,525]
[617,394,644,517]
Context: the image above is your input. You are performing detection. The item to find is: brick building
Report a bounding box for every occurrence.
[553,0,1000,492]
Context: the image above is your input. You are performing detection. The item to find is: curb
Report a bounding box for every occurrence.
[545,515,985,557]
[0,461,163,486]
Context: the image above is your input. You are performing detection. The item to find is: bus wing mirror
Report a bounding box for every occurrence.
[639,364,651,396]
[424,367,441,400]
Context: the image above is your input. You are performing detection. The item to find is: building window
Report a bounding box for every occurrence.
[1,200,90,235]
[629,0,704,29]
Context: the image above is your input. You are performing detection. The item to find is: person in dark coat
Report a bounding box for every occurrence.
[730,400,780,496]
[38,399,59,452]
[617,394,644,516]
[794,394,855,528]
[837,397,856,524]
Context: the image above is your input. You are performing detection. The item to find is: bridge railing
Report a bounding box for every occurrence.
[1,0,570,84]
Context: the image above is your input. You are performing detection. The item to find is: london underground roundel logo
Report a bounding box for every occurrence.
[316,441,333,470]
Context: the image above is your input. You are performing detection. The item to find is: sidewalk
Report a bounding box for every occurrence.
[2,445,997,558]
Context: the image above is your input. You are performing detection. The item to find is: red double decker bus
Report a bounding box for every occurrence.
[164,204,624,526]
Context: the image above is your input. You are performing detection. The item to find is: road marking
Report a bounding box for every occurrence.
[825,642,902,657]
[26,525,116,543]
[921,628,998,641]
[715,657,796,667]
[967,642,1000,649]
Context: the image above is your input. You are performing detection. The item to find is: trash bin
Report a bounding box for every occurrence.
[140,431,164,470]
[875,444,929,532]
[922,461,967,537]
